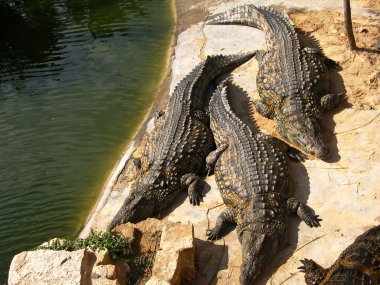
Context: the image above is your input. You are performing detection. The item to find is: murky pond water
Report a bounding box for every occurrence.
[0,0,173,281]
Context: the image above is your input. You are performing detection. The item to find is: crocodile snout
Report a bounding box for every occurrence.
[312,145,330,159]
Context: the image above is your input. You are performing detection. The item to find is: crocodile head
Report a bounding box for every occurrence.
[275,94,330,159]
[276,114,329,159]
[110,169,173,228]
[238,230,280,285]
[298,259,327,285]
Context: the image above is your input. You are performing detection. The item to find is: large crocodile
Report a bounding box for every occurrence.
[206,81,321,285]
[207,5,341,159]
[110,53,255,228]
[299,224,380,285]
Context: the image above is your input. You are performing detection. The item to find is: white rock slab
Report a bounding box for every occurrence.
[8,249,89,285]
[146,223,196,285]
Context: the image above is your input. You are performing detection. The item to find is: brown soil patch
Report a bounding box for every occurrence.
[289,8,380,110]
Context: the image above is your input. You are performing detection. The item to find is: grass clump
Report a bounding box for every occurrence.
[39,229,132,261]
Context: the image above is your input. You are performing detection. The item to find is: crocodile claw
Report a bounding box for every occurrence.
[297,204,322,228]
[189,192,203,206]
[305,214,322,228]
[206,228,220,241]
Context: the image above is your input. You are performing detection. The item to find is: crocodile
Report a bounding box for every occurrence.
[110,53,255,228]
[299,224,380,285]
[206,81,321,285]
[207,5,342,159]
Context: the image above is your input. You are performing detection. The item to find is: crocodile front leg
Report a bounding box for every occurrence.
[206,208,236,241]
[321,93,342,110]
[253,100,274,119]
[205,143,228,175]
[181,173,203,206]
[287,198,321,228]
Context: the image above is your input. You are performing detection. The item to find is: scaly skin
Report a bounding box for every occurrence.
[110,53,255,228]
[299,225,380,285]
[206,82,321,285]
[207,5,342,159]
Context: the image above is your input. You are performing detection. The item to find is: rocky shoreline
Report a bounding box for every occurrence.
[9,0,380,284]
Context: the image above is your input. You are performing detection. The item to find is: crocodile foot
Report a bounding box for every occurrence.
[253,100,274,119]
[321,93,343,110]
[189,187,203,206]
[297,204,322,228]
[206,227,222,241]
[181,173,204,206]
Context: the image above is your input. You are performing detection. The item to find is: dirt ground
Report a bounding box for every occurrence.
[289,4,380,110]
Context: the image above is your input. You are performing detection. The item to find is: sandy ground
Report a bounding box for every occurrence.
[290,7,380,111]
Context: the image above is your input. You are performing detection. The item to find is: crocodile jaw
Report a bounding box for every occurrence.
[110,190,154,228]
[276,116,329,159]
[239,231,280,285]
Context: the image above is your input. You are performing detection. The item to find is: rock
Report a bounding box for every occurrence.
[8,249,89,285]
[114,218,166,254]
[92,280,118,285]
[38,238,67,249]
[92,265,117,280]
[146,223,195,285]
[8,248,129,285]
[113,223,137,240]
[94,249,112,266]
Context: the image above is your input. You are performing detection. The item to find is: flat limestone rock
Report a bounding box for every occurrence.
[8,248,129,285]
[8,249,89,285]
[146,223,196,285]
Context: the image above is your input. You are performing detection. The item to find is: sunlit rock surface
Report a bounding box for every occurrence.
[8,248,129,285]
[146,223,196,285]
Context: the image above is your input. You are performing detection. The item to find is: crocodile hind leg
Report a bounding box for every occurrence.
[181,173,204,206]
[287,198,321,228]
[206,208,236,241]
[321,93,342,110]
[205,143,228,175]
[253,100,274,119]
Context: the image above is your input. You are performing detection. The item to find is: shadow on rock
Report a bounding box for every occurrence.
[191,238,229,285]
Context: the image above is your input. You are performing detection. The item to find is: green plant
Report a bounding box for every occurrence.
[39,229,132,261]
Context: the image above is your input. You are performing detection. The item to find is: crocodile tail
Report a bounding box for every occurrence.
[204,51,256,77]
[188,52,255,109]
[207,5,296,47]
[209,80,251,136]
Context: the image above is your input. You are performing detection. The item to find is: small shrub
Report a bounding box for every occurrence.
[39,229,132,261]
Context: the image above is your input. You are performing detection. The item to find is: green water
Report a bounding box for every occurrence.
[0,0,174,282]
